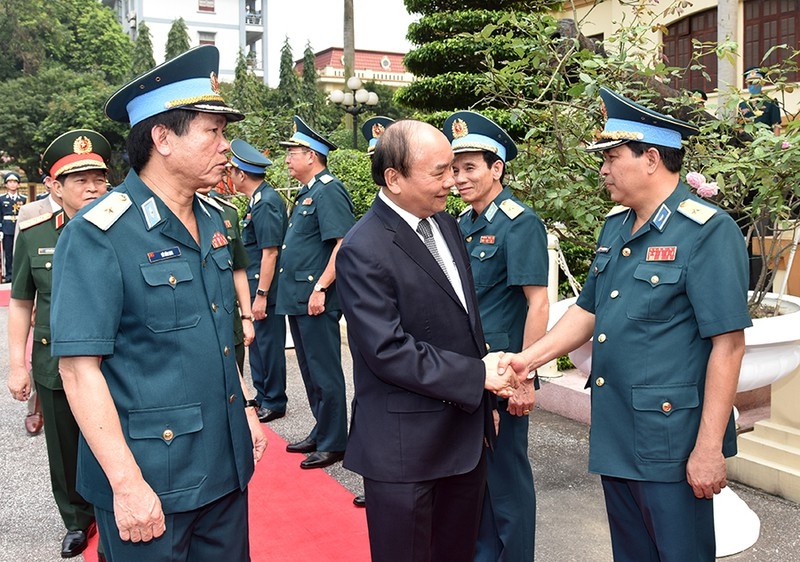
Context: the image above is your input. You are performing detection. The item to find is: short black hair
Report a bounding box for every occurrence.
[371,119,414,186]
[127,109,198,172]
[481,151,506,183]
[625,141,685,173]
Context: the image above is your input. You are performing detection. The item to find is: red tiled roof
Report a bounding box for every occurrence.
[295,47,407,75]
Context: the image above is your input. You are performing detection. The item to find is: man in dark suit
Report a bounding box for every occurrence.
[336,119,518,562]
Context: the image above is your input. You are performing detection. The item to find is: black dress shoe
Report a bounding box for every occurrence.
[286,436,317,453]
[257,407,285,423]
[61,524,95,558]
[353,495,366,508]
[300,450,345,469]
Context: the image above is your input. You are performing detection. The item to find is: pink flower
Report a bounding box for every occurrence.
[696,181,719,198]
[782,141,791,149]
[686,171,706,189]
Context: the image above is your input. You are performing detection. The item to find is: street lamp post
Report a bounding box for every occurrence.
[329,76,379,149]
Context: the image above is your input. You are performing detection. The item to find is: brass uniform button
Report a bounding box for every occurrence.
[255,273,260,279]
[279,267,284,273]
[485,343,491,351]
[224,346,230,356]
[479,251,486,258]
[651,275,660,285]
[282,244,286,249]
[662,401,672,413]
[168,275,177,286]
[596,377,605,387]
[211,303,218,312]
[466,236,472,243]
[610,290,619,299]
[162,429,174,441]
[45,262,52,270]
[229,394,236,404]
[302,210,308,215]
[307,275,314,282]
[597,333,607,343]
[621,248,631,257]
[41,338,48,345]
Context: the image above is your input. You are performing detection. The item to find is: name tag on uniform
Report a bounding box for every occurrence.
[480,235,495,244]
[646,246,677,261]
[37,247,55,255]
[211,231,228,248]
[148,246,181,263]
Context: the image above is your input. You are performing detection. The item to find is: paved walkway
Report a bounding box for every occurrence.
[1,305,798,561]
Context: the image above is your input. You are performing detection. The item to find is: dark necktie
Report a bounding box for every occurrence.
[417,218,450,281]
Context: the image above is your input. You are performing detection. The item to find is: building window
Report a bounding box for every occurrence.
[662,7,718,93]
[198,32,216,46]
[199,0,214,13]
[743,0,799,84]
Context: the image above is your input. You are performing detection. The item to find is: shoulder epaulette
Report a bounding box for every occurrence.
[253,191,262,205]
[319,174,334,184]
[19,212,53,231]
[677,199,717,224]
[83,192,132,231]
[215,196,240,211]
[499,199,525,220]
[606,205,630,217]
[196,192,223,212]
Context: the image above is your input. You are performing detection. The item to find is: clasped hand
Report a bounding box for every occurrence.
[483,352,520,398]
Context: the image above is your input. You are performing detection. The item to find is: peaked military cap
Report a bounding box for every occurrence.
[586,87,699,152]
[104,45,244,126]
[230,139,272,175]
[744,67,765,82]
[4,172,20,183]
[279,116,337,156]
[361,116,394,155]
[443,111,517,162]
[41,129,111,179]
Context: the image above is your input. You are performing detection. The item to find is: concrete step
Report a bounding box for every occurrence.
[746,419,800,449]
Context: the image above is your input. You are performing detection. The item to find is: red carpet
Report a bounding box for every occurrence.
[1,289,371,560]
[81,428,371,561]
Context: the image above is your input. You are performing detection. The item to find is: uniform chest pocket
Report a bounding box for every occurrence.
[292,204,317,233]
[241,220,256,245]
[632,384,700,461]
[30,254,55,294]
[140,260,201,332]
[626,263,683,322]
[470,244,502,286]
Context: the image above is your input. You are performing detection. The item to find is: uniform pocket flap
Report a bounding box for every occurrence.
[140,260,194,288]
[631,384,699,416]
[209,247,233,271]
[294,269,318,284]
[470,245,498,261]
[129,403,204,445]
[484,331,509,352]
[591,253,612,275]
[387,391,447,413]
[633,263,682,287]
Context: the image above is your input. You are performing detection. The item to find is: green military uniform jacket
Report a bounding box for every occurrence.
[457,187,548,353]
[577,182,752,482]
[11,209,67,389]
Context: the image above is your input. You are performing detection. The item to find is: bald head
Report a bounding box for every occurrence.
[372,120,444,186]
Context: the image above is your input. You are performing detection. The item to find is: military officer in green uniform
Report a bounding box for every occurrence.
[738,67,782,135]
[503,88,752,561]
[277,116,355,469]
[444,111,549,561]
[198,184,254,374]
[1,171,27,281]
[49,46,266,562]
[229,139,289,423]
[7,129,111,558]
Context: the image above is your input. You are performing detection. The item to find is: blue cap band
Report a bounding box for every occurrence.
[231,155,267,175]
[290,132,330,156]
[126,77,225,126]
[603,118,683,149]
[452,134,507,162]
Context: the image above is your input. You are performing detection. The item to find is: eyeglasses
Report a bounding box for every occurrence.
[285,149,310,158]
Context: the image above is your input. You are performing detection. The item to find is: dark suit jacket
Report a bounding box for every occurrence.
[336,196,493,483]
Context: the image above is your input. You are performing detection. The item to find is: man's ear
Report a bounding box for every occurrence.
[384,168,401,195]
[150,124,171,157]
[491,159,504,181]
[645,147,661,173]
[51,179,64,200]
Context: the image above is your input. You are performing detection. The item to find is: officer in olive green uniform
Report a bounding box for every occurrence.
[230,139,289,422]
[50,46,265,561]
[506,88,752,561]
[277,116,355,469]
[201,188,252,374]
[8,129,111,558]
[445,111,549,561]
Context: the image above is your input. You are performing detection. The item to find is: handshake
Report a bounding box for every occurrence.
[482,351,530,398]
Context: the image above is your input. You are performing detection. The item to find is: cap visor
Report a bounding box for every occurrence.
[585,138,630,152]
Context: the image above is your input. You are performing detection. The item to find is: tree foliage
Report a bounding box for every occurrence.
[131,22,156,77]
[165,18,191,61]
